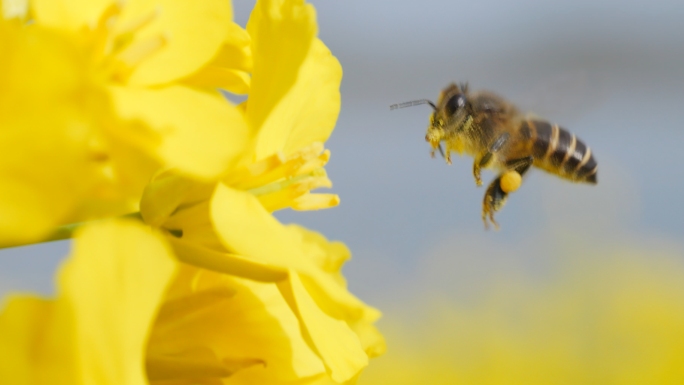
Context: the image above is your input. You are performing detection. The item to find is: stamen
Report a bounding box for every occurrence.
[247,168,328,197]
[226,143,328,191]
[256,173,333,212]
[114,7,161,38]
[291,193,340,211]
[90,3,122,60]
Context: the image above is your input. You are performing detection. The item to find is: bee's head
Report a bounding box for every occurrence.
[425,83,471,148]
[389,83,472,152]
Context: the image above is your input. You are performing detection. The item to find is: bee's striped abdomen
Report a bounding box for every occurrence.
[524,119,597,184]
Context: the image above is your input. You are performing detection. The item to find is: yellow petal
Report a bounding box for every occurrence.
[0,220,176,384]
[168,236,288,283]
[211,183,308,270]
[211,184,373,322]
[181,22,253,94]
[182,66,251,95]
[248,29,342,160]
[32,0,113,31]
[282,225,380,324]
[122,0,233,85]
[293,224,350,275]
[0,297,58,383]
[278,272,368,383]
[63,220,177,384]
[149,266,326,382]
[215,22,253,74]
[140,171,199,227]
[245,0,317,155]
[147,346,261,381]
[110,85,250,179]
[0,23,98,245]
[276,39,342,157]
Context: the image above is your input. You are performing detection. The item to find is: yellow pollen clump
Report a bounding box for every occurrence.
[500,170,522,193]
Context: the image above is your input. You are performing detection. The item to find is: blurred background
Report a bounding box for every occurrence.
[3,0,684,382]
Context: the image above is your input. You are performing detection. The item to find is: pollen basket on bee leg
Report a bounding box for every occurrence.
[500,171,522,193]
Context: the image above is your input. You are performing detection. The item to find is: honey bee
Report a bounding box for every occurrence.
[391,83,598,229]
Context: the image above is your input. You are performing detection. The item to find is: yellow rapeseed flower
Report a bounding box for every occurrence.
[0,0,384,383]
[0,0,250,247]
[137,0,385,382]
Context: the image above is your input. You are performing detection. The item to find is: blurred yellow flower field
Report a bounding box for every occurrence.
[359,241,684,384]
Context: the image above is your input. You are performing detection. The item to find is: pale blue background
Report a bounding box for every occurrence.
[2,0,683,317]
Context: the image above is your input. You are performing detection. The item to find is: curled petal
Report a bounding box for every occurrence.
[278,272,368,383]
[149,267,327,382]
[140,171,198,227]
[182,22,252,94]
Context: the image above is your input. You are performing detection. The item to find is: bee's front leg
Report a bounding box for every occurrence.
[429,140,450,164]
[441,142,452,165]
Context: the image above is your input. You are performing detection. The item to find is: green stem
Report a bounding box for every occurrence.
[0,212,143,250]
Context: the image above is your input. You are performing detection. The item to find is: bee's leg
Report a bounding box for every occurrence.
[482,175,507,230]
[437,143,446,159]
[482,156,533,229]
[442,142,453,165]
[506,156,534,174]
[473,162,483,186]
[473,133,511,187]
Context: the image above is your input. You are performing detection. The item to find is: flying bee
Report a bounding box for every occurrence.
[391,83,598,229]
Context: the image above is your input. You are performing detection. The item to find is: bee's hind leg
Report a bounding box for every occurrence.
[482,176,507,230]
[482,156,534,230]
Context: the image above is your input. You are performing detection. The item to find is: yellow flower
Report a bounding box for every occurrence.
[0,220,176,384]
[0,222,380,384]
[1,0,384,383]
[152,228,384,384]
[0,0,250,247]
[138,0,385,382]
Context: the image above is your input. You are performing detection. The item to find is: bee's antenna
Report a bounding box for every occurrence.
[390,99,437,111]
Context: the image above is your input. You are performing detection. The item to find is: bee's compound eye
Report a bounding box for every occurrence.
[445,94,466,116]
